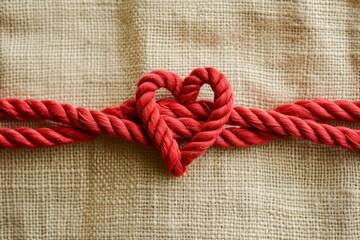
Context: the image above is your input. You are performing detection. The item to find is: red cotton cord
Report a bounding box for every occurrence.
[1,67,360,176]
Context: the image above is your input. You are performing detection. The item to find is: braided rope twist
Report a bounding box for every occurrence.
[1,67,360,176]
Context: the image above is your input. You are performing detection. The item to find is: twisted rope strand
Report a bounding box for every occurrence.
[1,67,360,176]
[3,98,360,132]
[1,98,359,147]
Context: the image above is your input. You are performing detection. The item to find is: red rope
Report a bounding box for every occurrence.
[1,67,360,176]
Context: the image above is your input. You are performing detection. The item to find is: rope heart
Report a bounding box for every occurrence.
[1,67,360,176]
[136,68,233,176]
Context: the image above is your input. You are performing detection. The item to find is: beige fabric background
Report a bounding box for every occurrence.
[1,0,360,239]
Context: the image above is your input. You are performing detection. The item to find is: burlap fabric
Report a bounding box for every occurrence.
[1,0,360,239]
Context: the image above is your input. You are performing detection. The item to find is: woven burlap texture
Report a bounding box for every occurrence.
[1,0,360,239]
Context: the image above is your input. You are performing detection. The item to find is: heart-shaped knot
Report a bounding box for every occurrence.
[136,67,234,176]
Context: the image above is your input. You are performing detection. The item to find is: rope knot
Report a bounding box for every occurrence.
[136,67,234,177]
